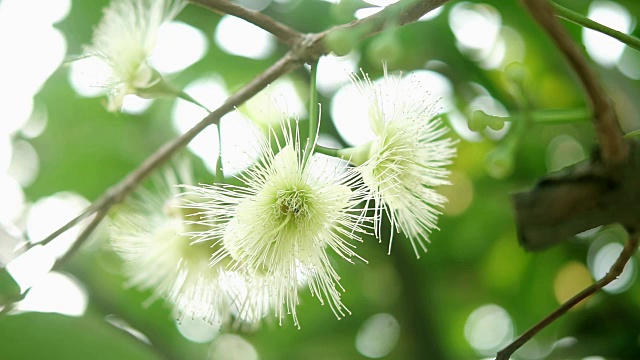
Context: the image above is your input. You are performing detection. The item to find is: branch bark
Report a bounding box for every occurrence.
[496,232,639,360]
[522,0,627,165]
[189,0,304,46]
[505,1,639,357]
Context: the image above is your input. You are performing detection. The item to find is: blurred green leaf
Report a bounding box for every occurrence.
[0,313,160,360]
[0,269,21,306]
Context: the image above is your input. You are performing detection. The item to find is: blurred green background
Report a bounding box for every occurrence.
[1,0,640,359]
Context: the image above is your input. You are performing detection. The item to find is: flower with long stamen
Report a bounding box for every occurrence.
[339,68,456,258]
[83,0,186,111]
[110,165,267,325]
[183,120,371,328]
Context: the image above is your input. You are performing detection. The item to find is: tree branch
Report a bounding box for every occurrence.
[522,0,628,165]
[496,232,639,360]
[552,2,640,52]
[189,0,304,46]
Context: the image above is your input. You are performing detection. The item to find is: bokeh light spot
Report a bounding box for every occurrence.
[330,81,377,146]
[331,70,452,146]
[15,271,87,317]
[618,48,640,80]
[6,245,56,293]
[150,21,208,74]
[26,192,91,258]
[355,313,401,358]
[588,242,636,293]
[214,15,276,60]
[441,171,473,216]
[583,1,632,67]
[317,53,360,96]
[449,3,501,62]
[355,7,384,19]
[243,78,307,127]
[419,6,443,21]
[121,95,154,115]
[219,112,263,176]
[0,135,12,173]
[209,334,258,360]
[546,135,586,172]
[464,304,514,354]
[363,0,397,7]
[0,174,25,226]
[554,261,593,306]
[176,316,221,343]
[172,77,227,174]
[67,56,112,98]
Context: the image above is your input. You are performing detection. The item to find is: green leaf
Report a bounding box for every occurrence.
[0,269,21,305]
[0,313,160,360]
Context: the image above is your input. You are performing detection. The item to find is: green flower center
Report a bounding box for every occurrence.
[276,188,311,219]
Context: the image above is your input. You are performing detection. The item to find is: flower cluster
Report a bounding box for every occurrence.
[95,0,456,329]
[83,0,185,111]
[110,165,269,326]
[341,69,457,257]
[181,122,371,326]
[110,71,455,327]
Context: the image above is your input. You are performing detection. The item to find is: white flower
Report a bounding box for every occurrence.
[340,68,456,258]
[84,0,185,111]
[183,121,370,327]
[110,165,265,325]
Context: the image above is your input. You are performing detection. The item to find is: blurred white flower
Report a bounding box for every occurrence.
[340,68,456,258]
[110,164,265,325]
[83,0,186,111]
[183,120,371,327]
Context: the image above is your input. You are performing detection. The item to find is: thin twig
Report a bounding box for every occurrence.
[552,2,640,52]
[31,207,96,248]
[496,232,640,360]
[53,210,109,267]
[522,0,628,165]
[189,0,304,46]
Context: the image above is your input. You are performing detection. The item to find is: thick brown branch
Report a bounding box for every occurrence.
[318,0,451,54]
[189,0,304,46]
[522,0,627,165]
[496,232,640,360]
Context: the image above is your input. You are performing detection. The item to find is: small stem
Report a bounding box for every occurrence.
[314,145,341,158]
[54,210,109,267]
[27,208,94,249]
[624,129,640,138]
[178,91,211,113]
[496,232,640,360]
[552,2,640,52]
[215,123,224,183]
[307,61,319,158]
[528,108,591,124]
[523,0,628,165]
[477,108,592,125]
